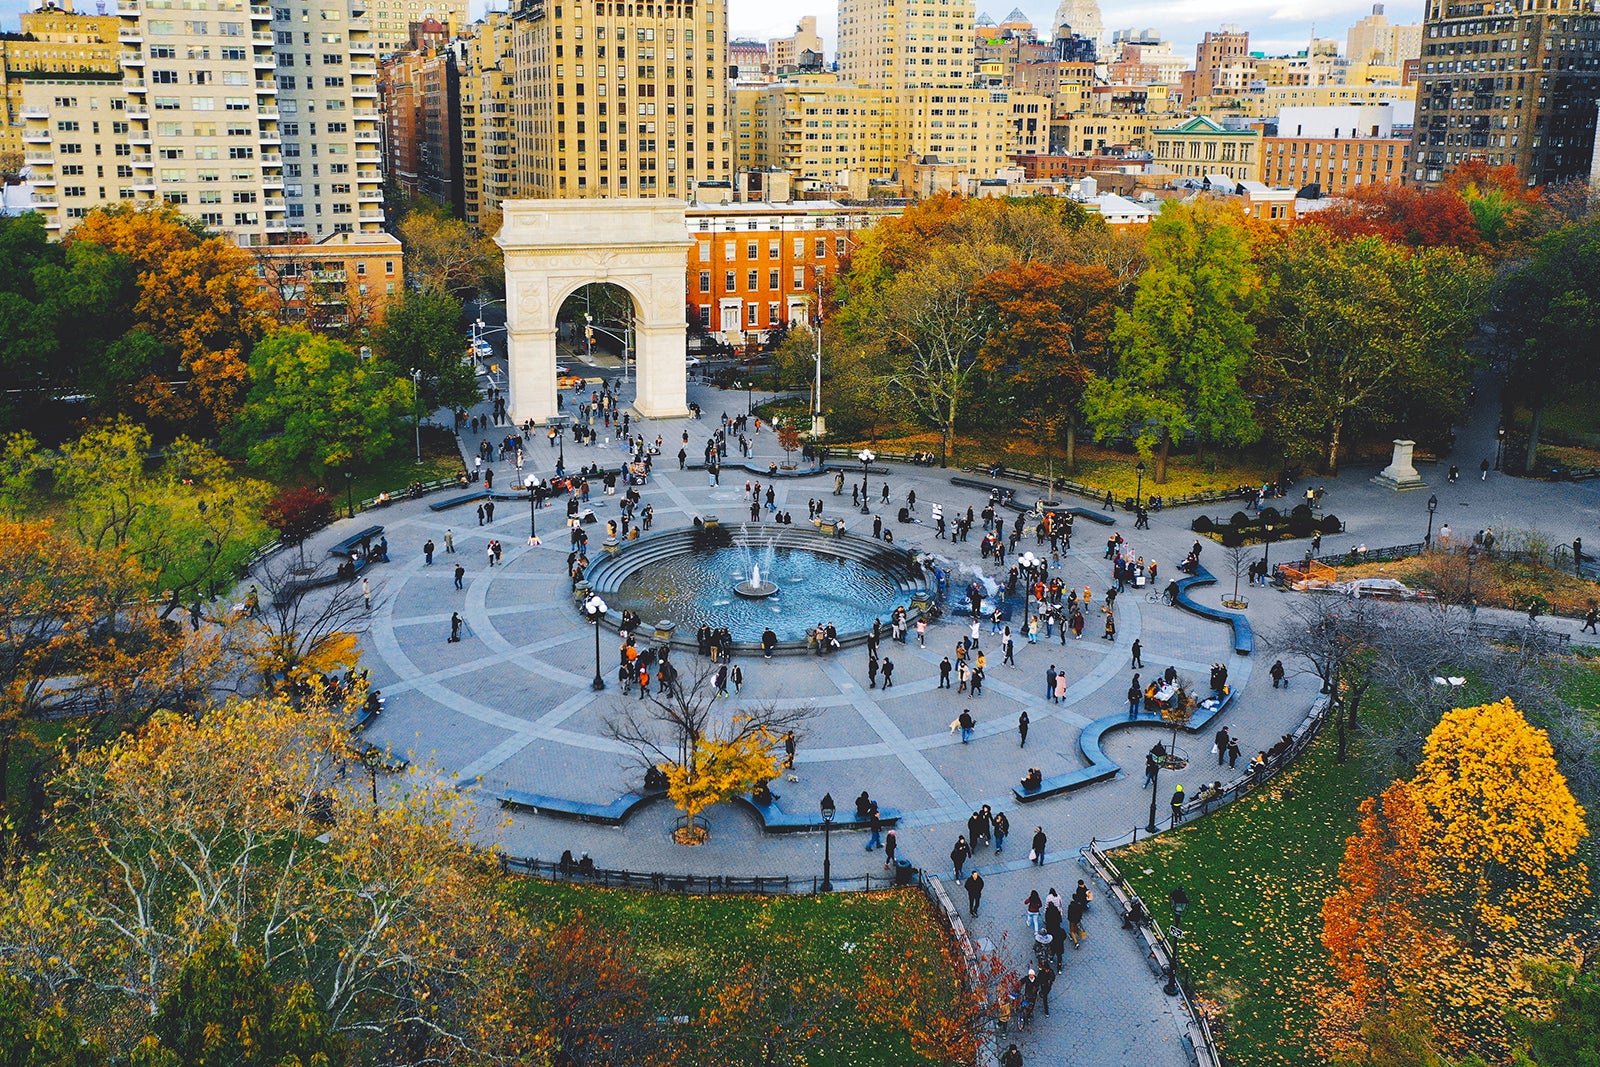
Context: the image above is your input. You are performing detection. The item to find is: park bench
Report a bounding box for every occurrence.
[498,788,662,825]
[1173,564,1254,655]
[328,525,385,559]
[947,476,1118,527]
[734,794,901,833]
[1014,691,1235,803]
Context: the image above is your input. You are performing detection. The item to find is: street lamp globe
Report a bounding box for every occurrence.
[858,448,875,465]
[583,594,608,691]
[584,593,608,621]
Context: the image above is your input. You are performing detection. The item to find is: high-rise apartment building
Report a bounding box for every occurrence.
[734,74,892,186]
[1410,0,1600,187]
[2,3,119,157]
[1195,27,1252,98]
[459,10,516,225]
[368,0,465,54]
[1346,4,1421,67]
[380,26,462,215]
[508,0,731,199]
[23,0,380,242]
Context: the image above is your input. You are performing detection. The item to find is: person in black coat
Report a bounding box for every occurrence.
[1031,826,1047,865]
[951,835,971,880]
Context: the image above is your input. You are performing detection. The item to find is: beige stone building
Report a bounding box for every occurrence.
[733,74,893,186]
[767,15,820,74]
[2,3,119,158]
[368,0,465,55]
[458,10,515,226]
[509,0,731,199]
[1152,115,1262,181]
[24,0,379,243]
[1346,4,1420,67]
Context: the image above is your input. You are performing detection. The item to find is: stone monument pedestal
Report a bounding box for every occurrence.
[1372,439,1428,491]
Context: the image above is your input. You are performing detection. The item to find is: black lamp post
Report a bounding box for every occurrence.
[344,470,354,519]
[1261,522,1277,582]
[1425,493,1438,546]
[556,424,566,471]
[819,792,836,891]
[583,593,608,691]
[1018,552,1038,628]
[1165,886,1190,995]
[858,448,875,515]
[1495,424,1506,470]
[1135,460,1146,511]
[528,482,541,545]
[1146,758,1162,833]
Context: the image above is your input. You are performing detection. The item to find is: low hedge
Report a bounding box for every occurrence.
[1195,505,1341,546]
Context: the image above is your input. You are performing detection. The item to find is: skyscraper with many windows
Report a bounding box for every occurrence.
[509,0,731,198]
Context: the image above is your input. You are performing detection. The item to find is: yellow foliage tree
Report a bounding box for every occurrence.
[1319,698,1590,1061]
[663,721,780,843]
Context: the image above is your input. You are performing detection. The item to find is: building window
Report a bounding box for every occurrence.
[698,271,710,292]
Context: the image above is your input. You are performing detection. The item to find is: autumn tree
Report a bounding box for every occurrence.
[1319,699,1590,1061]
[1309,183,1485,254]
[777,419,803,465]
[233,329,414,477]
[0,689,529,1063]
[0,972,106,1067]
[665,726,781,843]
[397,208,502,299]
[51,418,272,617]
[1084,200,1261,482]
[973,259,1119,473]
[1444,160,1548,253]
[853,928,1018,1067]
[1256,228,1487,472]
[693,959,844,1066]
[70,206,271,434]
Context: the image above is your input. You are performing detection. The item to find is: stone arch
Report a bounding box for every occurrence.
[496,200,690,423]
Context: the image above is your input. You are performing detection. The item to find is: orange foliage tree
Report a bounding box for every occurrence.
[68,206,270,433]
[1308,183,1485,254]
[1318,699,1590,1061]
[854,931,1018,1066]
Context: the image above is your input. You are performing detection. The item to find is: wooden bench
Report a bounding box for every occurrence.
[498,788,663,825]
[734,794,901,833]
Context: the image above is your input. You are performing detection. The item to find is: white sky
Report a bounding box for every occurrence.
[0,0,1424,75]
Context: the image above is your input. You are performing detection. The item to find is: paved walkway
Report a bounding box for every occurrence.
[301,366,1596,1067]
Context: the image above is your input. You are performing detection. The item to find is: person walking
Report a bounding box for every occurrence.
[993,810,1009,853]
[881,656,895,689]
[883,829,897,869]
[1270,660,1287,688]
[867,654,880,689]
[1018,710,1030,748]
[1227,736,1242,769]
[1131,637,1143,668]
[1128,679,1142,720]
[958,709,975,743]
[1001,1044,1023,1067]
[189,600,202,632]
[1481,457,1491,480]
[1215,725,1230,766]
[362,578,371,612]
[1586,605,1600,634]
[454,564,465,590]
[783,731,796,770]
[1030,826,1047,865]
[444,528,455,553]
[965,870,984,916]
[1045,665,1057,701]
[1025,889,1044,933]
[1170,783,1186,825]
[1144,752,1159,788]
[1067,894,1088,947]
[951,835,971,880]
[423,538,435,565]
[866,805,883,851]
[939,656,953,688]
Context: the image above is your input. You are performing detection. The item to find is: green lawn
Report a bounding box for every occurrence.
[502,880,960,1066]
[342,425,466,505]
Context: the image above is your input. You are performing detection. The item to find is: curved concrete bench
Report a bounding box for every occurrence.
[734,795,902,833]
[1014,690,1235,802]
[1173,564,1254,655]
[947,477,1117,527]
[690,461,885,479]
[498,787,666,825]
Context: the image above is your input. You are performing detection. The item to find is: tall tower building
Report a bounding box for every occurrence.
[1411,0,1600,187]
[838,0,970,90]
[1195,27,1252,98]
[368,0,467,54]
[273,0,385,237]
[1050,0,1101,46]
[459,11,516,224]
[509,0,731,199]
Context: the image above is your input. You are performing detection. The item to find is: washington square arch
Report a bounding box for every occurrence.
[496,199,691,423]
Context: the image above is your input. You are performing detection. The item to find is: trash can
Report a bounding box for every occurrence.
[894,859,917,886]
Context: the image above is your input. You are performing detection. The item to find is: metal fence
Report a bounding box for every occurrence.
[497,853,907,895]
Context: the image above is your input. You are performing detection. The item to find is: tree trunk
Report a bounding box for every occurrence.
[1154,434,1171,484]
[1324,419,1343,476]
[1065,420,1077,472]
[1524,398,1545,475]
[0,734,10,816]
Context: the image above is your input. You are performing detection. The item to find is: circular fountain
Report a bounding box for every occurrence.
[732,563,779,599]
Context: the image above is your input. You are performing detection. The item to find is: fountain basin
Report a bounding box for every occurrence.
[733,579,779,599]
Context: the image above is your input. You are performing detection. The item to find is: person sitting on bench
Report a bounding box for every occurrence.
[1021,767,1043,791]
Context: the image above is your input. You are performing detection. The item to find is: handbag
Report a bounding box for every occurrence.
[1028,848,1037,861]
